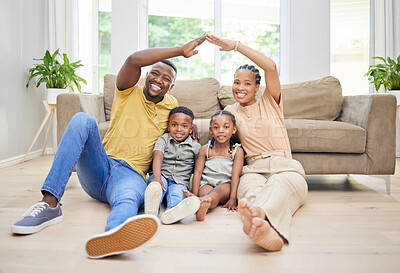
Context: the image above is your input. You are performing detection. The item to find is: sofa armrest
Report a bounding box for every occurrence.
[338,94,396,174]
[57,93,105,145]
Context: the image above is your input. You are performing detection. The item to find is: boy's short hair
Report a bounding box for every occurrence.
[168,106,194,121]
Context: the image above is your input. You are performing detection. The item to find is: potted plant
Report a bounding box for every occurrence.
[26,49,87,104]
[365,55,400,104]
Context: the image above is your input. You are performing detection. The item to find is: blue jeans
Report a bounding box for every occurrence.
[42,113,147,231]
[147,175,188,210]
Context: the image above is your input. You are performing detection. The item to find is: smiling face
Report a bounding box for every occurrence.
[209,114,236,145]
[144,62,176,103]
[168,113,193,142]
[232,69,260,107]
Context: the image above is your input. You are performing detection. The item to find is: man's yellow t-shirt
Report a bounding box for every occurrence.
[102,85,178,178]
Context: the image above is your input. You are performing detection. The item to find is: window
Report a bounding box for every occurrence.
[148,0,280,84]
[148,0,215,79]
[221,0,280,84]
[98,0,111,94]
[78,0,111,94]
[331,0,370,95]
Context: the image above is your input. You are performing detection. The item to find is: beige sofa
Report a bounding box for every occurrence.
[57,74,397,194]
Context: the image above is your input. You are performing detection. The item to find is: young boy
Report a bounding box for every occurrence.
[145,106,201,224]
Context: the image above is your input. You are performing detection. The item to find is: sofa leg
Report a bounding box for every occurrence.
[371,175,391,195]
[350,174,391,196]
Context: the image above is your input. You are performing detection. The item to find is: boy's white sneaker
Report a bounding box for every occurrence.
[160,196,200,224]
[144,182,163,216]
[85,214,160,259]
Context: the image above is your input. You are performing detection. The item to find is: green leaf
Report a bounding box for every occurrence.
[367,54,400,91]
[26,49,86,92]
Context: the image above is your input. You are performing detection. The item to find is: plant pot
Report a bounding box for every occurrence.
[47,88,67,105]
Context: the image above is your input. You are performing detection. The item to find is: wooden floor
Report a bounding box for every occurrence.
[1,155,400,273]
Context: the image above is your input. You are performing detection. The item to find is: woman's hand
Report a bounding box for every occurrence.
[181,34,207,58]
[206,34,236,52]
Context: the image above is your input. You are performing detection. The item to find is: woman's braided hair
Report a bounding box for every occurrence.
[235,64,261,85]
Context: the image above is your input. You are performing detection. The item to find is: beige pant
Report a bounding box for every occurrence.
[238,150,308,242]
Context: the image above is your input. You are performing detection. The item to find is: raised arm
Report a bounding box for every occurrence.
[206,34,281,104]
[117,34,207,91]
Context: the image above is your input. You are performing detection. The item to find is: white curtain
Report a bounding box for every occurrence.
[45,0,79,62]
[44,0,79,151]
[370,0,400,92]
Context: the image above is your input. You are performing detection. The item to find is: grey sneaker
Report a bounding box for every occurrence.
[12,201,63,234]
[160,196,200,224]
[85,214,160,259]
[144,182,163,216]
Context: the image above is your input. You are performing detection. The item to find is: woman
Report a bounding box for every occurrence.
[206,34,308,251]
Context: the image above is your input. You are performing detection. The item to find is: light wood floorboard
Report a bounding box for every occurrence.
[1,156,400,273]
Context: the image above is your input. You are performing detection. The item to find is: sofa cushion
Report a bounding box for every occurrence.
[285,119,366,153]
[98,121,110,140]
[282,76,343,120]
[103,74,117,121]
[169,78,221,119]
[193,118,212,146]
[218,76,343,121]
[104,75,221,120]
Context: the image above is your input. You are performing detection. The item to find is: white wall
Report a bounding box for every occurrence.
[286,0,331,83]
[0,0,50,163]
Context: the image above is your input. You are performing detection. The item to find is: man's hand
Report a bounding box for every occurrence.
[181,34,207,58]
[191,124,200,141]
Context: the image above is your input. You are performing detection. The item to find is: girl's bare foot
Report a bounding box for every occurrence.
[249,217,284,251]
[237,198,265,234]
[196,197,212,221]
[182,188,194,198]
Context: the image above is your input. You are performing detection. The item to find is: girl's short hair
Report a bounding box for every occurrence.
[234,64,261,85]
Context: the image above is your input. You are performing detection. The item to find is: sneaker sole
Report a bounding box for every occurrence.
[85,214,160,259]
[144,182,163,216]
[11,215,63,235]
[161,196,200,225]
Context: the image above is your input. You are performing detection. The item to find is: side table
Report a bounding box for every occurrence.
[22,100,57,162]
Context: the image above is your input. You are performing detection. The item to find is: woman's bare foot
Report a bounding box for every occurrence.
[249,217,284,251]
[196,197,212,221]
[182,188,194,198]
[237,198,266,234]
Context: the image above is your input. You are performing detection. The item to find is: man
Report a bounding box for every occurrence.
[12,34,206,259]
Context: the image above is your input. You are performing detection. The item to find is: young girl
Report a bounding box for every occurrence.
[183,110,244,221]
[205,34,308,251]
